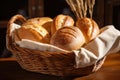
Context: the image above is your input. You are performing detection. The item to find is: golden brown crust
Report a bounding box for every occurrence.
[15,27,43,42]
[22,17,53,26]
[50,26,85,51]
[76,18,100,43]
[51,14,74,35]
[22,17,53,35]
[17,24,50,43]
[15,17,53,43]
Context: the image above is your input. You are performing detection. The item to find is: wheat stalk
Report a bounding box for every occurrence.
[66,0,95,19]
[88,0,95,18]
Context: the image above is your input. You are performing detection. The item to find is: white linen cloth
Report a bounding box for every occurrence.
[12,24,120,68]
[74,25,120,68]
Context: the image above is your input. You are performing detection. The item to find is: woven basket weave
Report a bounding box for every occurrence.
[6,15,105,76]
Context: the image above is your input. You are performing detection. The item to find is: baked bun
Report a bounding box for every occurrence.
[51,14,74,35]
[50,26,85,51]
[76,18,99,43]
[22,17,53,35]
[15,24,50,43]
[16,17,54,43]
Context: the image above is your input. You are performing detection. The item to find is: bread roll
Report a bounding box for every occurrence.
[14,17,54,43]
[76,18,99,43]
[22,17,53,35]
[50,26,85,51]
[51,14,74,35]
[15,24,50,43]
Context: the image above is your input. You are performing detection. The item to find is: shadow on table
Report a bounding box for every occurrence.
[0,61,82,80]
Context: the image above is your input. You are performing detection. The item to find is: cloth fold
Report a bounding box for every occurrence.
[74,25,120,68]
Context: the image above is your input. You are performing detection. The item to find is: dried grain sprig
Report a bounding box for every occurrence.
[66,0,95,19]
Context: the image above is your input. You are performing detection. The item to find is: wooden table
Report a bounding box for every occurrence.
[0,52,120,80]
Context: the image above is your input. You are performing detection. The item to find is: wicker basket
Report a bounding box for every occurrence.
[6,15,106,76]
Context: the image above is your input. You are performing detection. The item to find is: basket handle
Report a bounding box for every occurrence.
[7,14,26,36]
[6,15,26,51]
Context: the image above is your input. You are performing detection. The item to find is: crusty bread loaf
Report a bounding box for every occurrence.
[76,18,100,43]
[50,26,85,51]
[22,17,53,35]
[15,17,53,43]
[15,25,49,43]
[51,14,74,35]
